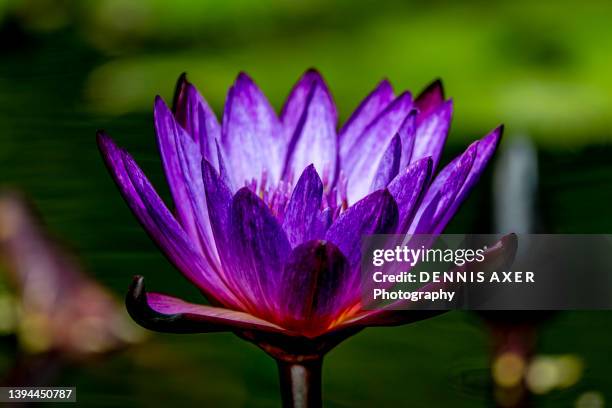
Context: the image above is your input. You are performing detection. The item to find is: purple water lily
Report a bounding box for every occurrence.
[97,70,513,407]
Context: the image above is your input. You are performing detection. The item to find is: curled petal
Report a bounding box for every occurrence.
[222,73,284,185]
[127,276,285,334]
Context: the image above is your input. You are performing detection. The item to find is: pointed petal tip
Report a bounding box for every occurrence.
[495,124,505,137]
[480,124,504,147]
[125,275,149,326]
[96,130,118,153]
[418,155,434,173]
[235,71,254,85]
[298,68,331,89]
[374,78,395,96]
[201,156,215,172]
[234,185,255,200]
[232,186,270,209]
[492,233,518,266]
[154,95,171,116]
[396,90,413,102]
[378,77,392,87]
[436,98,454,117]
[201,158,219,183]
[129,275,145,298]
[303,163,318,174]
[154,94,167,107]
[417,78,445,101]
[96,129,109,143]
[174,72,189,91]
[172,72,189,109]
[304,67,323,78]
[503,232,518,244]
[374,187,396,204]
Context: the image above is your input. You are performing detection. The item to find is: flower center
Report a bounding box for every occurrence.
[244,168,349,220]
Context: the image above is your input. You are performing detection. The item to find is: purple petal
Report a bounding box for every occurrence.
[282,164,324,247]
[228,188,292,318]
[213,138,234,190]
[339,79,395,158]
[277,240,349,335]
[326,189,399,269]
[388,157,433,233]
[97,133,241,309]
[319,207,333,232]
[202,159,233,245]
[281,69,335,137]
[430,126,503,233]
[127,276,285,334]
[398,110,417,171]
[409,141,478,234]
[154,97,219,265]
[411,100,453,172]
[369,134,402,192]
[172,74,221,165]
[415,79,445,126]
[200,159,251,305]
[343,92,414,203]
[325,190,398,307]
[282,71,337,182]
[221,72,284,185]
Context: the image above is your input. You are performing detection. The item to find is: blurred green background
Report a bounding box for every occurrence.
[0,0,611,406]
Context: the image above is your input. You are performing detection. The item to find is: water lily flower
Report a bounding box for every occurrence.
[97,70,514,407]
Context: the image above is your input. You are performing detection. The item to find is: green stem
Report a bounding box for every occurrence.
[276,358,323,408]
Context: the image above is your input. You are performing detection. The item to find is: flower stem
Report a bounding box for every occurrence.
[276,358,323,408]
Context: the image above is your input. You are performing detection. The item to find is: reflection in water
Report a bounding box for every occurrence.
[0,191,144,385]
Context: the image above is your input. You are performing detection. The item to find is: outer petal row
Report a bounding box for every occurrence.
[127,276,285,334]
[97,133,242,309]
[154,97,220,269]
